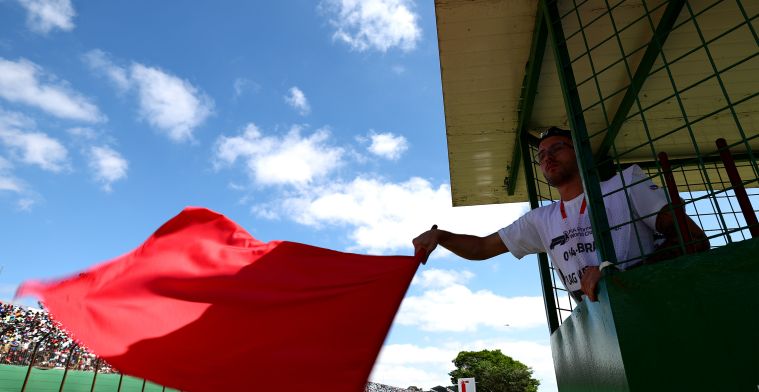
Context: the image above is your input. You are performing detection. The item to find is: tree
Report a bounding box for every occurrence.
[449,349,539,392]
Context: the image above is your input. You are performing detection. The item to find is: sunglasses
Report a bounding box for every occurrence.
[537,141,573,164]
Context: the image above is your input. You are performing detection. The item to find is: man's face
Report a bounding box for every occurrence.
[538,135,578,187]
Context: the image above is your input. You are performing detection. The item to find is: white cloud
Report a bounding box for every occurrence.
[397,269,545,333]
[366,131,408,160]
[276,176,528,254]
[412,268,474,289]
[130,64,214,142]
[0,129,68,172]
[82,50,213,142]
[82,50,130,92]
[322,0,422,52]
[0,157,23,193]
[88,146,128,192]
[17,0,75,34]
[214,123,344,186]
[17,198,35,211]
[371,339,556,391]
[66,127,98,140]
[369,269,554,390]
[0,178,23,192]
[233,78,259,98]
[284,86,311,116]
[0,58,103,122]
[0,110,68,172]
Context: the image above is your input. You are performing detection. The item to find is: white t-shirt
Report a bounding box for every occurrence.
[498,165,668,296]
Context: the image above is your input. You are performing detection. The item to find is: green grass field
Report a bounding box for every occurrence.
[0,365,179,392]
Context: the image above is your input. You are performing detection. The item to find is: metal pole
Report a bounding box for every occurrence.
[21,340,43,392]
[141,378,147,392]
[716,138,759,238]
[541,0,617,264]
[89,357,101,392]
[58,345,78,392]
[658,152,695,254]
[117,373,124,392]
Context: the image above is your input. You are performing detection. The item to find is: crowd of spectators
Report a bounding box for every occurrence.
[0,301,114,373]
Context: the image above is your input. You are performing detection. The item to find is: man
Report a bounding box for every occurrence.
[413,127,708,302]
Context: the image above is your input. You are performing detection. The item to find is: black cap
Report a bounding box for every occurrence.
[538,126,572,143]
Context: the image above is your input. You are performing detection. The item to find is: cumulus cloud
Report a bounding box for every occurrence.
[88,146,128,192]
[17,0,75,34]
[321,0,422,52]
[369,267,555,389]
[397,273,545,332]
[0,129,68,172]
[0,58,103,122]
[274,176,527,254]
[365,131,408,160]
[214,123,344,186]
[372,339,556,391]
[82,50,130,92]
[284,87,311,116]
[0,110,68,172]
[83,50,213,142]
[131,64,214,142]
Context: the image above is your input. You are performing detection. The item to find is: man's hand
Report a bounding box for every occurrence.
[580,266,601,302]
[649,205,710,264]
[412,225,439,263]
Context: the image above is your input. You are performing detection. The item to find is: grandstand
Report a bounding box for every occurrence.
[2,302,435,392]
[1,302,175,391]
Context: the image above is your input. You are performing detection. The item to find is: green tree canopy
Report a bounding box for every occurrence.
[449,349,539,392]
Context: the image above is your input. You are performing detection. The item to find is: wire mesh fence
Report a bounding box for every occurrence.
[528,0,758,323]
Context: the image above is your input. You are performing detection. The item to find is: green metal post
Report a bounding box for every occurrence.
[507,9,547,195]
[89,357,101,392]
[519,119,561,333]
[21,339,43,392]
[58,345,77,392]
[594,0,685,161]
[541,0,617,264]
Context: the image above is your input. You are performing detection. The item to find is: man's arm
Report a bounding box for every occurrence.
[412,228,508,262]
[649,205,710,262]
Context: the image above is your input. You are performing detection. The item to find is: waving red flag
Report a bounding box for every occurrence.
[18,207,420,392]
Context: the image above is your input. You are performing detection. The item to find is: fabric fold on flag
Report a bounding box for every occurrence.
[17,207,421,392]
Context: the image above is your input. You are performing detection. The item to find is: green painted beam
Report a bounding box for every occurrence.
[518,108,561,334]
[510,8,560,334]
[594,0,685,161]
[541,0,617,263]
[506,9,547,196]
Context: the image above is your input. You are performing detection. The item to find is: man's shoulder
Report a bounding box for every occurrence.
[601,164,644,191]
[530,201,561,219]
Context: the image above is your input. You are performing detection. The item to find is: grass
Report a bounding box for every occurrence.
[0,365,179,392]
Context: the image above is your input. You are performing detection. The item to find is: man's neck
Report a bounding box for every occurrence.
[557,179,584,201]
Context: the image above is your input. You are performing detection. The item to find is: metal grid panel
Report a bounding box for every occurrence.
[530,0,758,324]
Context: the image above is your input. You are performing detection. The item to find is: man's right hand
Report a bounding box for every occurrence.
[412,225,439,263]
[412,227,508,263]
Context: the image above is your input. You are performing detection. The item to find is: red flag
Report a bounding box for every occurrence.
[18,207,420,391]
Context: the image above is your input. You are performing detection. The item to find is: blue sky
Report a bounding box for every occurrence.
[0,1,557,390]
